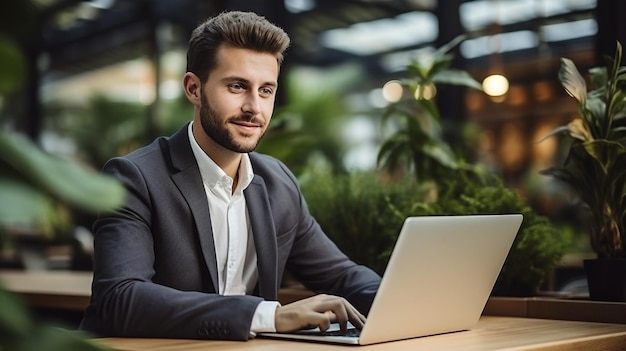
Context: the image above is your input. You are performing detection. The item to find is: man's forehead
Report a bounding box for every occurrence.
[212,46,279,83]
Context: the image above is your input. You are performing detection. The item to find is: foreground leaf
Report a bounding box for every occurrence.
[0,131,125,213]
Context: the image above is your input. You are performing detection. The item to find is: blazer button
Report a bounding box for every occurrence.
[197,327,210,338]
[198,320,230,339]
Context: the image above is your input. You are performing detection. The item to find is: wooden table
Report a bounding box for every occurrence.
[3,270,626,350]
[3,270,626,325]
[0,269,92,311]
[485,296,626,324]
[95,316,626,351]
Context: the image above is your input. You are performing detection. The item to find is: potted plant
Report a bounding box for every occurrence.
[540,41,626,301]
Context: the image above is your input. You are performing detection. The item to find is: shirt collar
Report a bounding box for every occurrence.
[187,122,254,192]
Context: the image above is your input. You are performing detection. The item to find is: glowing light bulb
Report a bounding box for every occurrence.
[382,80,403,102]
[482,74,509,97]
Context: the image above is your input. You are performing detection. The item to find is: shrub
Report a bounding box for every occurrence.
[301,171,570,296]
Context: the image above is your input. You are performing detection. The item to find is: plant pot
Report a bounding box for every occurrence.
[583,258,626,302]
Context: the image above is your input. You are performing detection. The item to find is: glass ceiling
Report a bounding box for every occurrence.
[319,0,596,63]
[29,0,599,81]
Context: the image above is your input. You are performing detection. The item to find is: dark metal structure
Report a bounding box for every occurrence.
[4,0,625,139]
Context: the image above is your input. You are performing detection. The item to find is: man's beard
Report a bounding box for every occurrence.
[199,92,266,153]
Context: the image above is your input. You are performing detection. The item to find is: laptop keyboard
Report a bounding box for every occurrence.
[294,322,361,337]
[321,328,361,337]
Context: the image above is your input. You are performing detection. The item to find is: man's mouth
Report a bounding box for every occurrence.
[232,120,260,127]
[231,119,262,132]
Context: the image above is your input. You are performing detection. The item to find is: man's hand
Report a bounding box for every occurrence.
[274,294,366,333]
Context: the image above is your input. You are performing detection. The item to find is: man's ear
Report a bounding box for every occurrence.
[183,72,201,106]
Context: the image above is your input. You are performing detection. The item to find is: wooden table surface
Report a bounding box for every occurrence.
[2,270,626,324]
[3,270,626,351]
[0,269,92,310]
[94,316,626,351]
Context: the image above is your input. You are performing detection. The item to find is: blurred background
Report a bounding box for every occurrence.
[0,0,624,305]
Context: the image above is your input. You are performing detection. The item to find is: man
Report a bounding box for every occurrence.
[79,11,381,341]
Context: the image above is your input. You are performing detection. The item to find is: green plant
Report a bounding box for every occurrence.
[301,170,435,274]
[0,131,123,351]
[257,65,358,176]
[45,95,152,169]
[540,41,626,259]
[0,286,106,351]
[0,132,125,235]
[304,35,568,296]
[377,35,483,183]
[430,177,570,296]
[302,171,569,296]
[1,2,122,347]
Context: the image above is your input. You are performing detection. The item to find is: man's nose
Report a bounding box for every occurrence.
[242,93,260,115]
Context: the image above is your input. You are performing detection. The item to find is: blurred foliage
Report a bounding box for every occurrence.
[302,170,570,297]
[302,36,570,297]
[301,170,435,273]
[45,95,151,169]
[0,36,26,95]
[432,176,570,296]
[0,1,35,95]
[0,1,117,349]
[44,63,359,175]
[377,36,483,183]
[257,65,361,176]
[44,91,195,170]
[0,111,117,351]
[159,94,195,135]
[0,287,105,351]
[540,41,626,259]
[0,131,125,213]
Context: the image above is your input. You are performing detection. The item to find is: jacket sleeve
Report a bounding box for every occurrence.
[80,156,263,340]
[266,158,382,315]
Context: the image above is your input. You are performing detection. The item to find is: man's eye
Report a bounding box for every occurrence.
[230,83,245,91]
[260,87,274,97]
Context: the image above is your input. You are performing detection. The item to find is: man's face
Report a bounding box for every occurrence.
[199,45,279,153]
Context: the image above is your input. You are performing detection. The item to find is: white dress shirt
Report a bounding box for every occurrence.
[188,123,278,334]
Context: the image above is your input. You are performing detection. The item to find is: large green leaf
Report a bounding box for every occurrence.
[559,57,588,104]
[426,53,454,78]
[416,98,441,122]
[539,167,586,195]
[608,88,626,121]
[0,178,64,237]
[0,131,125,214]
[432,69,483,91]
[434,35,466,58]
[377,134,411,171]
[583,98,606,138]
[421,142,459,170]
[582,139,626,175]
[588,66,608,92]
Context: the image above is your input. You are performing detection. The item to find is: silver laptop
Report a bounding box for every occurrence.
[260,214,523,345]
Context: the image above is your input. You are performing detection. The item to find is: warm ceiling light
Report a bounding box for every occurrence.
[482,74,509,97]
[382,80,403,102]
[414,83,436,100]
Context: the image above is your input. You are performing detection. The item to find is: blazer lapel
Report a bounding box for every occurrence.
[168,124,220,292]
[245,177,278,300]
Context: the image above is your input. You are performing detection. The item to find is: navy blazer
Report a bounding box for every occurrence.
[79,123,381,340]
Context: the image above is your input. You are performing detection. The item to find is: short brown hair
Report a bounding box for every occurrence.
[186,11,291,83]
